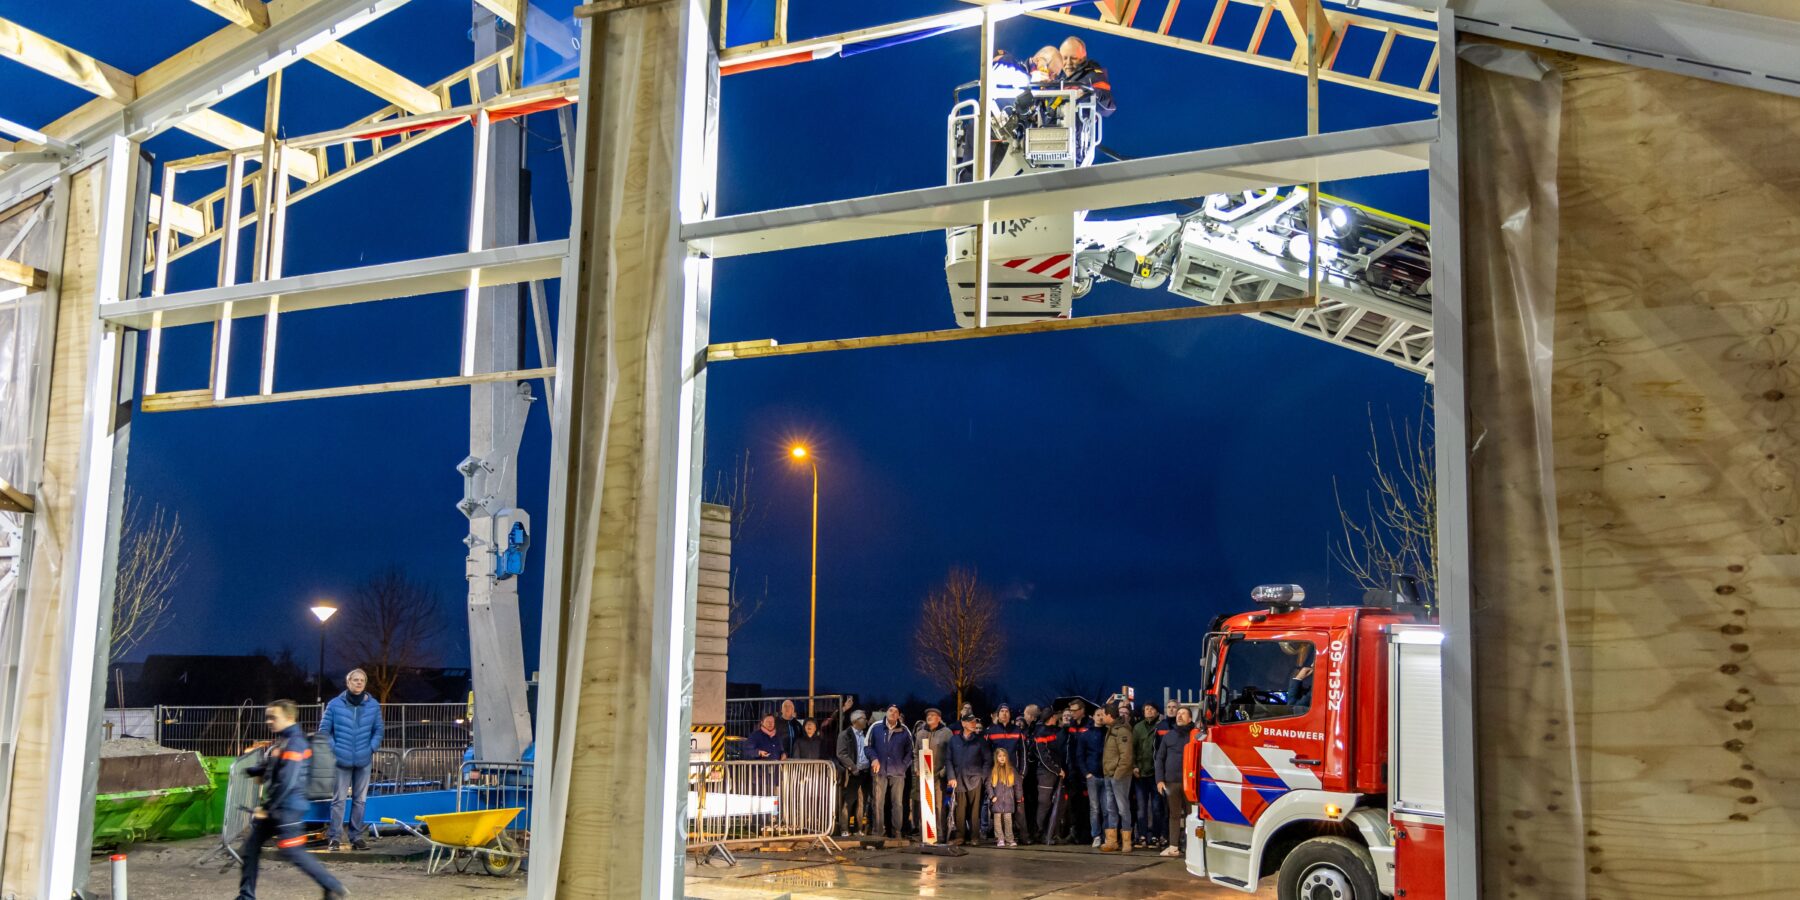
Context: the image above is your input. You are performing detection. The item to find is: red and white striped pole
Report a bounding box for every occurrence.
[110,853,128,900]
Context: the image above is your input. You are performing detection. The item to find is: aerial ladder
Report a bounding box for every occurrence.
[944,69,1435,377]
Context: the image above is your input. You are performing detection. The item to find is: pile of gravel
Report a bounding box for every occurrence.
[99,737,185,758]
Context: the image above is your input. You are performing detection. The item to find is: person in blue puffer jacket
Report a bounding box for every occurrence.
[317,668,384,850]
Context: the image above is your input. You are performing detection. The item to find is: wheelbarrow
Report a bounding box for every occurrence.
[379,808,526,876]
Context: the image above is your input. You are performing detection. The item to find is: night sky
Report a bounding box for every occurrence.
[12,1,1431,708]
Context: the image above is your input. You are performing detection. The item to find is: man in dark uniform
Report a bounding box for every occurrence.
[239,699,347,900]
[1058,36,1116,117]
[1031,708,1071,843]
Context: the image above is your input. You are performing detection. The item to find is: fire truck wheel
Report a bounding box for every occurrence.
[1276,836,1379,900]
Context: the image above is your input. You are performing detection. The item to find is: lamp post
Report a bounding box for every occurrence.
[789,445,819,717]
[310,602,337,704]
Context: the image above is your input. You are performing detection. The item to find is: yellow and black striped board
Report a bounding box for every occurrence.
[691,724,726,761]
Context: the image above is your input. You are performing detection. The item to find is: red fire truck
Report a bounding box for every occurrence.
[1181,584,1444,899]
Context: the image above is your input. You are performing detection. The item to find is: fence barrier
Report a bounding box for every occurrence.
[721,695,848,755]
[123,703,469,757]
[686,759,840,865]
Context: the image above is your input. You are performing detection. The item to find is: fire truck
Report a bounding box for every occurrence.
[1180,584,1444,899]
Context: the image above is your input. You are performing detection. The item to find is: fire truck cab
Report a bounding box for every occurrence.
[1182,584,1444,899]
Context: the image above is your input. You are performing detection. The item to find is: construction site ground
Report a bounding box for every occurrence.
[84,836,1276,899]
[685,841,1276,899]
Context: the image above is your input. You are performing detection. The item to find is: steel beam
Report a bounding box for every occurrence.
[0,0,413,208]
[98,240,568,329]
[1456,0,1800,100]
[682,120,1435,257]
[1428,9,1479,900]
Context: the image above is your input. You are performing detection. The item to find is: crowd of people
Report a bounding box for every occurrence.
[745,696,1198,856]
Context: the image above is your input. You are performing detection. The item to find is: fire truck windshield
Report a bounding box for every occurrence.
[1218,638,1317,723]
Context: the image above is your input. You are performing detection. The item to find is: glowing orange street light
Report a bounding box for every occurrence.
[788,445,818,715]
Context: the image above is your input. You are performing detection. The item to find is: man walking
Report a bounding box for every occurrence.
[946,713,993,845]
[239,700,347,900]
[318,668,383,851]
[868,705,914,839]
[835,709,874,835]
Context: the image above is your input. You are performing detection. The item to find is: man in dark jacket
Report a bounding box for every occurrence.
[1030,710,1070,844]
[318,668,383,850]
[835,709,873,835]
[913,708,953,840]
[239,700,347,900]
[1057,36,1115,117]
[1017,704,1042,842]
[778,699,806,758]
[1156,707,1198,857]
[1132,702,1165,848]
[868,705,914,838]
[946,714,994,845]
[1067,701,1106,846]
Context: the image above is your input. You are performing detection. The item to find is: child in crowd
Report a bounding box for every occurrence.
[989,749,1020,847]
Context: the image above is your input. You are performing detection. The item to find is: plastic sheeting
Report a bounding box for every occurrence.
[1456,41,1584,898]
[1462,34,1800,896]
[0,188,54,881]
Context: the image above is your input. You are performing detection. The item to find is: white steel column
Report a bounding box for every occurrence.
[461,108,494,378]
[40,134,137,900]
[1428,9,1479,899]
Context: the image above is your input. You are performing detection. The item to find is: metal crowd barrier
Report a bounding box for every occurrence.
[686,759,840,866]
[458,759,534,834]
[144,702,470,757]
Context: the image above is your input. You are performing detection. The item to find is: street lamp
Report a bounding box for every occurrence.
[310,602,337,704]
[788,445,819,716]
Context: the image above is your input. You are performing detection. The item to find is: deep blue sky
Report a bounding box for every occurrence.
[11,1,1431,706]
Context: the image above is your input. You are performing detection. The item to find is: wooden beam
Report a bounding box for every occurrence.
[148,194,205,238]
[141,366,555,411]
[172,110,322,181]
[0,477,32,514]
[707,296,1316,361]
[184,0,442,116]
[0,16,136,101]
[307,42,442,114]
[0,258,46,291]
[186,0,272,30]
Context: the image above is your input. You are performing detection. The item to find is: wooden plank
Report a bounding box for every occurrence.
[186,0,271,30]
[305,42,443,114]
[1464,40,1800,897]
[0,259,45,291]
[1369,28,1395,83]
[0,17,136,101]
[148,194,205,238]
[708,297,1315,361]
[1159,0,1183,36]
[0,477,34,514]
[140,366,555,411]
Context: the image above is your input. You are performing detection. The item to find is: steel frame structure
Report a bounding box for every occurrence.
[4,0,1798,896]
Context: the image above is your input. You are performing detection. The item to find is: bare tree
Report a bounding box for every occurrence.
[337,568,449,702]
[111,497,185,661]
[913,567,1004,712]
[705,449,767,638]
[1333,398,1437,610]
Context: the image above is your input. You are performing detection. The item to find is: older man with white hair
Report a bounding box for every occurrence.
[318,667,383,850]
[1058,35,1116,117]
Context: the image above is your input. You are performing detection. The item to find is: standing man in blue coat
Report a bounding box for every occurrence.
[867,704,914,839]
[318,668,383,850]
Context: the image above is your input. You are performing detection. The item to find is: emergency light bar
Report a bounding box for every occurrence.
[1252,584,1306,613]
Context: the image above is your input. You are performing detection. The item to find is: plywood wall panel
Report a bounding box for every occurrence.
[1467,39,1800,898]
